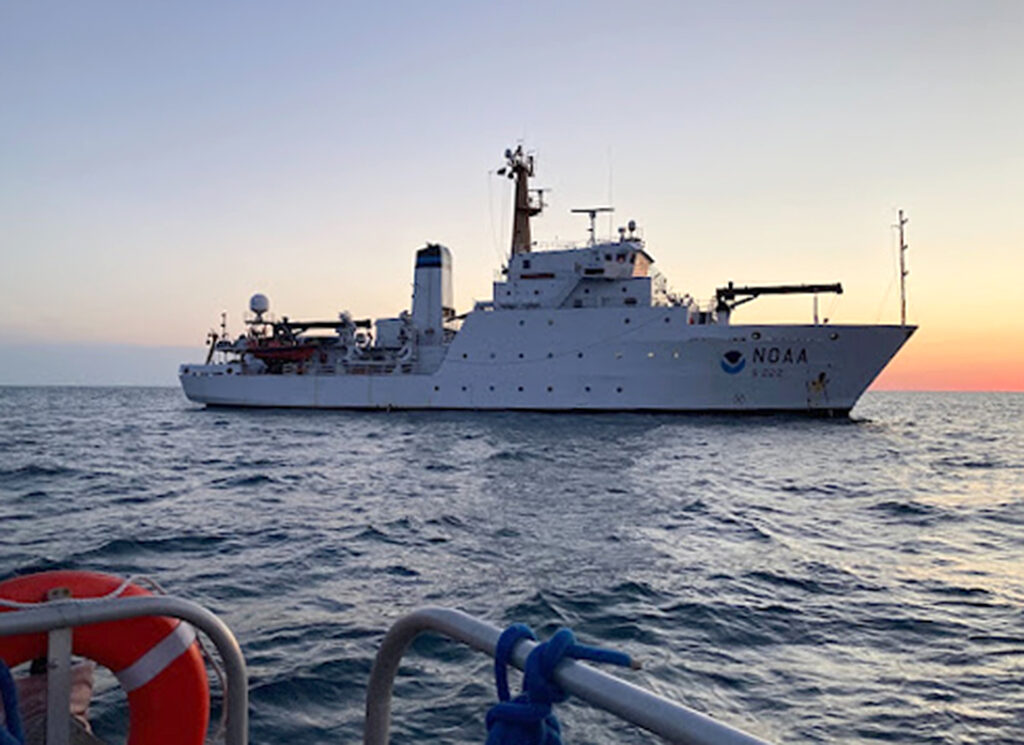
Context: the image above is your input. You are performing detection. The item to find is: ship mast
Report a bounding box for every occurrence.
[897,209,909,327]
[497,145,544,255]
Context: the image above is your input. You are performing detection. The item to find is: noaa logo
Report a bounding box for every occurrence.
[720,350,745,374]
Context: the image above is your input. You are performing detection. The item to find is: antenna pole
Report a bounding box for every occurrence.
[897,209,909,327]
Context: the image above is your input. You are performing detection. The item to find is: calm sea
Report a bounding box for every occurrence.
[1,388,1021,744]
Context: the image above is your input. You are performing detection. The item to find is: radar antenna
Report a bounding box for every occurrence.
[571,207,614,246]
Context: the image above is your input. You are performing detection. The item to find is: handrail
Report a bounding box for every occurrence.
[364,606,772,745]
[0,596,248,745]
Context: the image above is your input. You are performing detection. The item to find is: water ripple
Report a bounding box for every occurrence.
[0,388,1021,744]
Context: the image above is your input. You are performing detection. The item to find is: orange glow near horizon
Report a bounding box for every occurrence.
[872,328,1024,392]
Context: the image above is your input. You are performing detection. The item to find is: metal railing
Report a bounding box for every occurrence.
[4,599,774,745]
[0,596,248,745]
[364,607,772,745]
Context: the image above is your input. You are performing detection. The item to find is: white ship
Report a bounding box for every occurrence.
[179,146,915,415]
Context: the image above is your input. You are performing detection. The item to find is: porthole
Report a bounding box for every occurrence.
[518,353,524,359]
[664,317,670,323]
[490,352,496,359]
[577,352,583,359]
[624,318,631,324]
[647,352,655,358]
[616,386,623,393]
[547,319,554,326]
[489,385,495,391]
[829,332,840,340]
[751,331,761,340]
[461,386,467,392]
[547,352,553,359]
[546,386,553,392]
[462,353,467,359]
[517,386,524,392]
[433,385,440,391]
[585,386,591,392]
[615,352,623,359]
[519,319,525,326]
[672,351,680,359]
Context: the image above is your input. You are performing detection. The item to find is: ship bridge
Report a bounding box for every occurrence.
[493,239,656,310]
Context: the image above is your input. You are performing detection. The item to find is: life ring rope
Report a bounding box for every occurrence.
[0,575,136,609]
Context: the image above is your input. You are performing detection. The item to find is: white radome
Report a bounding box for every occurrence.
[249,294,269,315]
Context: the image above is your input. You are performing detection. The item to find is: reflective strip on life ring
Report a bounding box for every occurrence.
[0,571,209,745]
[115,621,197,692]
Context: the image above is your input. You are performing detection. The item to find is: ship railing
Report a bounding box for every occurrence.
[1,601,773,745]
[0,595,248,745]
[365,606,773,745]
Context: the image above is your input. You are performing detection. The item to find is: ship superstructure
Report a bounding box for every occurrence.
[179,146,914,415]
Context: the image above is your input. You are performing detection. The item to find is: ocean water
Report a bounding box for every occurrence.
[1,387,1022,744]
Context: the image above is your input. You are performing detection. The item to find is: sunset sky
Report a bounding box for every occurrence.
[1,1,1021,389]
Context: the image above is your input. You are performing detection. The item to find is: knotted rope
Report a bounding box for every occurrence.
[485,624,636,745]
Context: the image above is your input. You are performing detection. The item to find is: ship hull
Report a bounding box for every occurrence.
[180,308,914,415]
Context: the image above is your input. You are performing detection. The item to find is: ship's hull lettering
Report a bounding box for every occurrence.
[752,347,807,364]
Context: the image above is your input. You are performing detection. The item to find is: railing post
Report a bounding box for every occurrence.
[45,587,72,745]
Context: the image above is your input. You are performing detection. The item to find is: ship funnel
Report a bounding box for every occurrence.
[411,244,453,346]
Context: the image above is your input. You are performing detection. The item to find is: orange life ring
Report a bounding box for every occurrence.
[0,571,209,745]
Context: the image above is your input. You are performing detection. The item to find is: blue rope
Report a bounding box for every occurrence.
[485,625,634,745]
[0,661,25,745]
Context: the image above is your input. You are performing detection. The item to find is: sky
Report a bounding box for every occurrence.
[1,1,1021,389]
